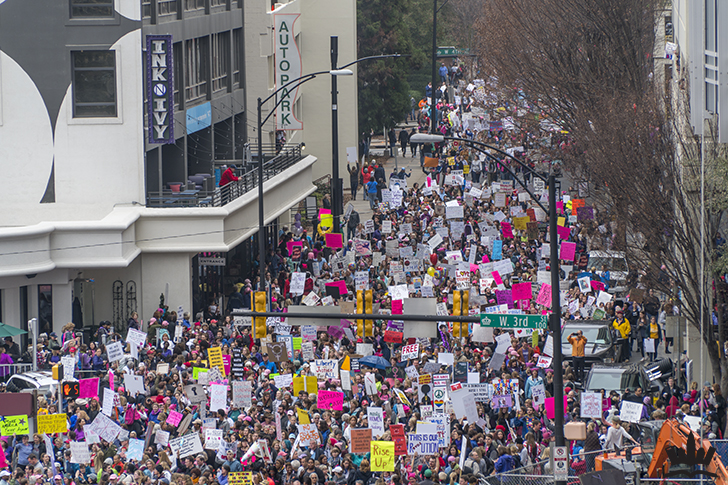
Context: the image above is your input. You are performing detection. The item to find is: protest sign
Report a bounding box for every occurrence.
[70,442,91,464]
[580,392,603,419]
[350,428,372,453]
[407,433,438,455]
[371,441,395,471]
[38,413,68,434]
[317,390,344,411]
[169,433,204,459]
[0,415,29,436]
[367,407,385,438]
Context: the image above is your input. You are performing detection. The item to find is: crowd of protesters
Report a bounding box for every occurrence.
[0,64,724,485]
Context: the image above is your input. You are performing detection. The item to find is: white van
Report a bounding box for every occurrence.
[587,250,629,296]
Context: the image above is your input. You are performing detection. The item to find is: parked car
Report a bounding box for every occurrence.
[588,250,629,296]
[561,321,617,364]
[583,363,660,396]
[6,371,57,395]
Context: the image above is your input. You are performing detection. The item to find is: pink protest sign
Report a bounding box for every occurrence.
[536,283,552,307]
[512,282,532,300]
[109,371,114,392]
[544,396,568,419]
[287,240,302,254]
[223,355,231,377]
[79,378,99,399]
[319,208,332,215]
[325,233,344,249]
[391,300,403,314]
[470,263,479,273]
[325,280,348,295]
[556,201,564,213]
[590,280,605,292]
[557,225,570,240]
[560,241,576,261]
[495,289,514,309]
[501,222,514,239]
[492,271,504,286]
[317,390,344,411]
[166,410,183,426]
[482,254,490,263]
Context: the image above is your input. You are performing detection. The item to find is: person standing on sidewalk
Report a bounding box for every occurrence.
[399,128,410,156]
[366,178,378,209]
[567,330,587,382]
[347,162,360,200]
[388,128,397,157]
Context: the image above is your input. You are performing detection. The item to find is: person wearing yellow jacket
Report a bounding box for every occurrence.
[612,307,631,362]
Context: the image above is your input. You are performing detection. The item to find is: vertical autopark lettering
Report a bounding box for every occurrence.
[274,14,303,130]
[147,35,174,144]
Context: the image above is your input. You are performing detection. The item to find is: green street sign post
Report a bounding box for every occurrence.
[436,47,472,57]
[480,314,548,330]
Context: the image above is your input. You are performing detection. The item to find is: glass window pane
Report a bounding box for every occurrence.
[74,71,116,103]
[75,104,117,117]
[74,51,115,68]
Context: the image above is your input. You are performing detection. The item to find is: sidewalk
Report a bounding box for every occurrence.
[346,136,430,223]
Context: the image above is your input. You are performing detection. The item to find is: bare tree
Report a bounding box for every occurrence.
[475,0,728,403]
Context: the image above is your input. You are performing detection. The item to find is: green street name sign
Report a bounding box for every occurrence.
[479,314,549,330]
[436,47,471,57]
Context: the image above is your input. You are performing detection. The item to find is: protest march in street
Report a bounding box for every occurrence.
[0,71,720,485]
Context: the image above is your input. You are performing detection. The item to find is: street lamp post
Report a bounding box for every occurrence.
[329,49,406,232]
[256,69,352,293]
[411,134,565,484]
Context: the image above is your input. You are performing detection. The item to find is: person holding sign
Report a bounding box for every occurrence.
[647,315,662,362]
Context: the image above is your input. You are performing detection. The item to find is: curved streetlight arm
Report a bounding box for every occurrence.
[448,137,548,183]
[470,147,548,213]
[410,133,548,183]
[260,75,318,128]
[410,133,548,212]
[338,53,408,70]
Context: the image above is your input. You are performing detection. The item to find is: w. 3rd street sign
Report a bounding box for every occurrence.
[480,314,548,330]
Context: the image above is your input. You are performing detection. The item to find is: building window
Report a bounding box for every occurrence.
[233,28,242,87]
[185,37,209,103]
[72,50,117,118]
[174,42,183,108]
[185,0,205,11]
[70,0,114,18]
[211,0,226,6]
[212,32,230,93]
[158,0,179,16]
[142,0,152,18]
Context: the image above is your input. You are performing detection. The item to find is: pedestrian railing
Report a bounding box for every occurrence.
[146,143,306,208]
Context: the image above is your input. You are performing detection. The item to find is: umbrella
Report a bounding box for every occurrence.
[359,355,390,370]
[0,322,27,338]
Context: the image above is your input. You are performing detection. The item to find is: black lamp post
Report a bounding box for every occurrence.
[411,133,565,483]
[256,69,352,292]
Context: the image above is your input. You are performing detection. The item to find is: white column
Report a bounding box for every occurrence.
[140,253,194,321]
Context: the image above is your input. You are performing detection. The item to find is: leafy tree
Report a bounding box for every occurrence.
[357,0,425,135]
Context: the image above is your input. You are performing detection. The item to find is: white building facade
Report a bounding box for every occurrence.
[0,0,356,341]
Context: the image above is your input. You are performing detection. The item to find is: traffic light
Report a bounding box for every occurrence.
[453,290,462,337]
[52,364,60,381]
[254,291,267,339]
[356,290,364,338]
[365,289,373,337]
[460,289,469,338]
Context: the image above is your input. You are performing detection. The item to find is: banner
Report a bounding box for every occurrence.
[146,35,174,143]
[274,14,303,130]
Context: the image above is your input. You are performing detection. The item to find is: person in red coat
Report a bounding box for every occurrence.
[219,165,239,187]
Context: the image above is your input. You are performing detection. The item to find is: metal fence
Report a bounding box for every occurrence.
[146,143,306,208]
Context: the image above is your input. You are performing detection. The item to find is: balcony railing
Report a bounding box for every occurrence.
[146,143,306,208]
